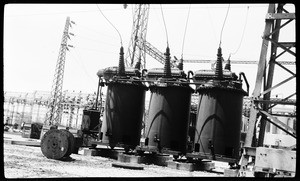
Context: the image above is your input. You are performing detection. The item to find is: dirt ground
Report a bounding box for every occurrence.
[3,132,224,178]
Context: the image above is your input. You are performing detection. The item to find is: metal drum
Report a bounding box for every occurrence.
[145,84,193,154]
[101,82,147,149]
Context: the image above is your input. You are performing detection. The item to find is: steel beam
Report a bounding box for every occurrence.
[265,13,295,19]
[260,110,296,138]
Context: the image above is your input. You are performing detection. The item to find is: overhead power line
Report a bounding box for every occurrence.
[229,6,249,58]
[160,4,169,47]
[219,4,230,48]
[181,4,191,59]
[96,4,123,46]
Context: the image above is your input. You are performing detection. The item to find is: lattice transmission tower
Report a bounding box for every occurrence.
[44,16,75,126]
[239,3,296,176]
[125,4,150,70]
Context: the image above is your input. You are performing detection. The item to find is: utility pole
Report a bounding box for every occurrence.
[44,17,75,127]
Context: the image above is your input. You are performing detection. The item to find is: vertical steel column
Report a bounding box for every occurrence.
[239,4,296,176]
[243,4,276,148]
[257,4,284,146]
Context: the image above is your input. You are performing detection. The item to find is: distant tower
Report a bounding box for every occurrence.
[44,17,74,126]
[125,4,150,70]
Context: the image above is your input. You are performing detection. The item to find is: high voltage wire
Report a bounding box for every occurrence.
[219,4,230,48]
[75,34,119,47]
[205,5,218,43]
[181,4,191,59]
[75,46,118,54]
[5,4,293,18]
[96,4,123,46]
[75,24,117,39]
[69,50,97,86]
[5,8,124,18]
[229,6,249,59]
[160,4,169,47]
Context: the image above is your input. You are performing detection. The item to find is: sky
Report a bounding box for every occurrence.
[3,3,296,99]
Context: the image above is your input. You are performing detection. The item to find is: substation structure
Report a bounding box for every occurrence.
[7,3,295,177]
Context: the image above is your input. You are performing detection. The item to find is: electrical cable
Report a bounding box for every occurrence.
[5,4,278,18]
[75,34,119,47]
[160,4,169,47]
[219,4,230,48]
[181,4,191,59]
[206,5,218,43]
[75,24,116,39]
[69,49,97,85]
[96,4,123,46]
[228,6,249,59]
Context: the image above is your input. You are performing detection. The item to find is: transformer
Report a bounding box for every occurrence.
[142,47,194,155]
[190,47,248,163]
[97,47,147,150]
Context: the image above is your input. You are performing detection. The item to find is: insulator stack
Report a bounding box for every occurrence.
[224,59,231,71]
[177,58,183,71]
[215,47,223,79]
[117,46,125,76]
[134,58,141,70]
[163,47,172,78]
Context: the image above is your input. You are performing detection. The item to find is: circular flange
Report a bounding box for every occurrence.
[41,129,69,160]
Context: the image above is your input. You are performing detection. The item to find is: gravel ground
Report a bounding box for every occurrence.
[3,132,224,178]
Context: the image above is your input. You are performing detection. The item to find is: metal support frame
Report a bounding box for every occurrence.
[44,17,73,126]
[239,4,296,177]
[125,4,150,69]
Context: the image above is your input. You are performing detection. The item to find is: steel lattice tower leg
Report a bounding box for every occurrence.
[44,17,72,126]
[125,4,150,70]
[239,4,296,177]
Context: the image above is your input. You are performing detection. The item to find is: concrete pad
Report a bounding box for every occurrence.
[3,139,40,147]
[98,149,123,160]
[167,161,178,169]
[83,148,98,156]
[118,153,142,163]
[177,162,195,171]
[167,160,215,172]
[112,162,144,170]
[118,153,172,166]
[224,168,239,177]
[197,161,215,171]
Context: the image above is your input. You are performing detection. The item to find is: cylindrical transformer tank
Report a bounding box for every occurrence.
[145,84,193,154]
[193,80,247,162]
[101,81,147,149]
